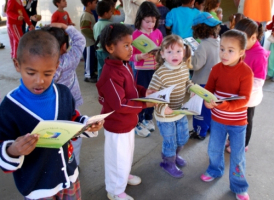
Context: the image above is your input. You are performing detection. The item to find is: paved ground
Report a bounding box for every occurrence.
[1,26,274,200]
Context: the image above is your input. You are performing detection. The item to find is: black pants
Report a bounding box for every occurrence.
[246,107,255,147]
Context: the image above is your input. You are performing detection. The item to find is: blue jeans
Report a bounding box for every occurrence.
[157,116,189,157]
[206,120,249,193]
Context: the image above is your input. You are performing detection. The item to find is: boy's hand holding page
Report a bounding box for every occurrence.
[85,120,104,133]
[7,134,39,157]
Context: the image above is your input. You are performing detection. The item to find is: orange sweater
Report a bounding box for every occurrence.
[243,0,272,22]
[205,61,253,126]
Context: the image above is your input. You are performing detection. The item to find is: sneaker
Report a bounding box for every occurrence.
[236,192,250,200]
[189,130,205,140]
[107,192,134,200]
[84,77,97,83]
[142,119,155,132]
[266,75,271,80]
[200,172,214,182]
[135,123,150,137]
[127,174,141,185]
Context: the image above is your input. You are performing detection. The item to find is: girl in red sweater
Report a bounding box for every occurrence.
[5,0,34,59]
[96,23,155,200]
[200,30,253,200]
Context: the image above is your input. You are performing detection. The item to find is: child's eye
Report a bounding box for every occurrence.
[229,50,233,53]
[220,48,224,52]
[167,51,172,53]
[177,50,181,53]
[27,73,34,76]
[45,74,52,77]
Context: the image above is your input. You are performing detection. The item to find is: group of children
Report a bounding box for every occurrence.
[0,0,273,200]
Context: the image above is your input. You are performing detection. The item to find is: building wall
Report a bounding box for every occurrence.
[221,0,237,22]
[38,0,84,30]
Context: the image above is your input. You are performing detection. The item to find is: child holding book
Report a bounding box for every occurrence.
[5,0,34,59]
[200,29,253,200]
[130,1,163,137]
[51,0,75,25]
[190,12,221,140]
[165,0,200,39]
[96,23,156,200]
[93,0,113,80]
[0,30,103,199]
[148,35,193,178]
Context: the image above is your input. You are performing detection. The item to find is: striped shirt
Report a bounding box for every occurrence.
[205,61,253,126]
[148,62,192,122]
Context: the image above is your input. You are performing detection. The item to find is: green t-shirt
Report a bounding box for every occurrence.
[93,19,111,51]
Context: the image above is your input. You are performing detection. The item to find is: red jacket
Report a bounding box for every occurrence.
[96,58,147,133]
[6,0,32,26]
[266,15,274,32]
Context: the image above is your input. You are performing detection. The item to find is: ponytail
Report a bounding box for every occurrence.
[184,44,192,69]
[155,48,164,70]
[257,22,263,41]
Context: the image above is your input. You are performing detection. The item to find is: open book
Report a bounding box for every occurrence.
[172,94,203,115]
[189,84,246,103]
[131,85,176,104]
[132,34,160,54]
[31,111,114,148]
[183,37,199,55]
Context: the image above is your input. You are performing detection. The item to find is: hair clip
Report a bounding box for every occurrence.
[234,15,236,19]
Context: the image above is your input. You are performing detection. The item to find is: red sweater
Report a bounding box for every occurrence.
[6,0,32,26]
[205,61,253,126]
[96,58,147,133]
[51,10,72,25]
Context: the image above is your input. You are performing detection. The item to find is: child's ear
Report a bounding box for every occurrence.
[105,44,114,54]
[239,49,245,58]
[13,59,21,72]
[60,43,67,54]
[160,51,165,59]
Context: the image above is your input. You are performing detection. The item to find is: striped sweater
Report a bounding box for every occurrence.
[148,62,192,122]
[205,61,253,126]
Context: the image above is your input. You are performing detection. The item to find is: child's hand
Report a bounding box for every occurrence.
[85,120,104,132]
[138,53,150,61]
[29,25,35,31]
[18,16,24,21]
[145,89,158,96]
[50,23,68,30]
[204,99,219,109]
[69,23,75,26]
[7,134,39,157]
[146,102,157,108]
[272,32,274,36]
[164,106,173,115]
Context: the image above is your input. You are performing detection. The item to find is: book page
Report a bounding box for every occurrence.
[172,94,203,115]
[183,37,200,55]
[131,85,177,103]
[189,84,218,103]
[132,34,158,53]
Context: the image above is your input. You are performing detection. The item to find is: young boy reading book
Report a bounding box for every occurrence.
[0,30,103,199]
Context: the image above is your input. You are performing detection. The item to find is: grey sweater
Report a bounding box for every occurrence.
[191,37,220,85]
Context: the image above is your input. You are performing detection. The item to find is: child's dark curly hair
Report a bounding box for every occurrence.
[204,0,220,12]
[100,23,133,53]
[192,23,220,39]
[134,1,161,30]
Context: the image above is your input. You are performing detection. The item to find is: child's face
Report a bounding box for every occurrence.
[194,2,205,11]
[57,0,67,8]
[160,43,184,66]
[14,56,59,95]
[219,37,244,66]
[217,11,223,21]
[140,17,156,34]
[106,35,133,61]
[87,0,97,11]
[104,9,113,19]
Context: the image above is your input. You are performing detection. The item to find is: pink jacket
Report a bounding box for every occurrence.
[130,29,163,70]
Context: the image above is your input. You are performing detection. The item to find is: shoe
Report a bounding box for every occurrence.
[127,174,141,185]
[266,75,271,80]
[175,147,187,167]
[226,146,231,154]
[84,77,97,83]
[142,119,155,132]
[236,192,250,200]
[0,43,4,49]
[135,123,150,137]
[189,131,205,140]
[107,192,134,200]
[200,172,214,182]
[160,154,183,178]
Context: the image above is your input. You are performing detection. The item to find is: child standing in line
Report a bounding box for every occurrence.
[5,0,34,59]
[42,23,87,167]
[131,1,163,137]
[96,23,156,200]
[204,0,220,20]
[51,0,75,25]
[165,0,200,39]
[0,30,103,199]
[216,7,229,36]
[93,0,114,80]
[266,15,274,81]
[227,19,269,153]
[80,0,98,83]
[194,0,205,11]
[200,29,253,200]
[148,35,193,178]
[148,0,170,37]
[228,13,245,29]
[189,12,221,140]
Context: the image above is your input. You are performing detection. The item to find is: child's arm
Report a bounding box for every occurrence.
[165,9,173,29]
[67,12,75,26]
[80,14,95,41]
[191,44,207,71]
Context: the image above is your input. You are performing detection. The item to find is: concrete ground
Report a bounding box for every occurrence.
[1,26,274,200]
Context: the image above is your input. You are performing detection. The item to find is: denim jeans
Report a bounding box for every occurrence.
[157,116,189,157]
[206,120,249,193]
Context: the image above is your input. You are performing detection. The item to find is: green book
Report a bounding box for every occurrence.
[31,111,114,148]
[132,34,160,54]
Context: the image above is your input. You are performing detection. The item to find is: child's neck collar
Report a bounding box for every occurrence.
[58,8,64,12]
[164,61,183,70]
